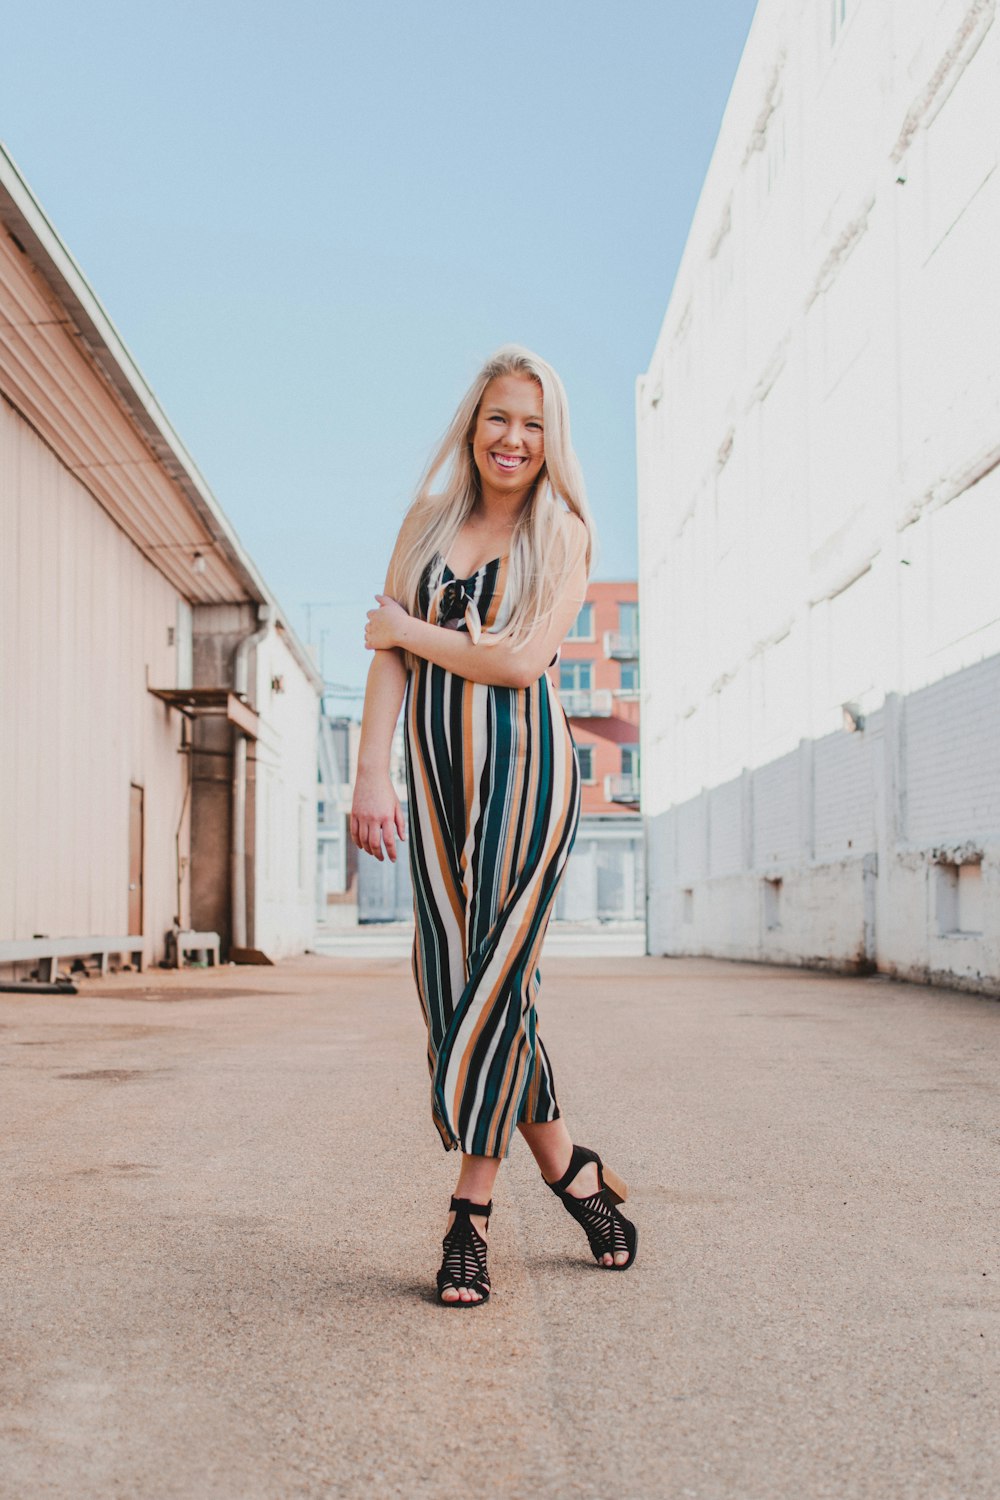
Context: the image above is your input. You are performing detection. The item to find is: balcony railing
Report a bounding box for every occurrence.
[603,630,639,660]
[605,773,641,803]
[559,687,614,717]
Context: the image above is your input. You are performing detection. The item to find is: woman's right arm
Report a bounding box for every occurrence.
[351,647,408,862]
[351,515,418,863]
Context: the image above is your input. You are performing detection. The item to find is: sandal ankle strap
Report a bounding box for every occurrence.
[449,1196,492,1218]
[546,1144,598,1196]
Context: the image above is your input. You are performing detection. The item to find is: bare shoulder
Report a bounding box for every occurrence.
[391,501,427,548]
[387,500,436,565]
[384,501,429,593]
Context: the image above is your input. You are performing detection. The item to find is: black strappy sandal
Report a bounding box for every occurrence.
[544,1144,638,1271]
[436,1196,493,1307]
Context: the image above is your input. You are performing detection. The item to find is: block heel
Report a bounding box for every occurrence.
[601,1165,628,1204]
[544,1144,638,1271]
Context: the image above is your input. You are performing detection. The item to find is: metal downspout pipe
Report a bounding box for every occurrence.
[231,604,272,952]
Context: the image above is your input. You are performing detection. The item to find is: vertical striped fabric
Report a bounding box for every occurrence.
[403,550,582,1159]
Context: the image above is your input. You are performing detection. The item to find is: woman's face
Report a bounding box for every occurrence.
[470,374,546,501]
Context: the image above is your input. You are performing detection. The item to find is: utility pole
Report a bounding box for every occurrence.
[300,601,332,644]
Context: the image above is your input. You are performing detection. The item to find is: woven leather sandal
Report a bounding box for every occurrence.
[436,1196,492,1306]
[544,1144,638,1271]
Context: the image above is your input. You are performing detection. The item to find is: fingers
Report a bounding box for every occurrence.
[351,818,401,862]
[351,796,406,860]
[353,818,382,860]
[351,813,375,855]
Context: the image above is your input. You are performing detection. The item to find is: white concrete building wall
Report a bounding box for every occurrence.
[637,0,1000,992]
[252,624,319,958]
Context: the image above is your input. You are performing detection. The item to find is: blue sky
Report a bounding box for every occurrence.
[1,0,757,710]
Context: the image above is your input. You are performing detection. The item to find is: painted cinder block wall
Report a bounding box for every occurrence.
[636,0,1000,993]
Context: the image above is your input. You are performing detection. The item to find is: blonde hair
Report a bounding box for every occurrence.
[387,343,598,674]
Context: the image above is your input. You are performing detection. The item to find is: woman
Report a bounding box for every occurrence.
[355,345,638,1305]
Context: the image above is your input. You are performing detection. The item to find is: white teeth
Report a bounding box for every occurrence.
[493,453,525,468]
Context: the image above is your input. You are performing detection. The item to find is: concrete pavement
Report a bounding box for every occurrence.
[1,954,997,1499]
[311,918,647,959]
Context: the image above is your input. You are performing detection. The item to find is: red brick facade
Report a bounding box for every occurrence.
[546,580,640,815]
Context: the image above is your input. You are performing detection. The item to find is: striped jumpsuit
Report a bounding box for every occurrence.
[403,550,582,1159]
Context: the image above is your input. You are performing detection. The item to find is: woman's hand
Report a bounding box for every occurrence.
[350,769,406,862]
[364,594,409,651]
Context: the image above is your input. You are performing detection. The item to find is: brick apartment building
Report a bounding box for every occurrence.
[547,580,640,814]
[350,576,645,927]
[546,578,644,924]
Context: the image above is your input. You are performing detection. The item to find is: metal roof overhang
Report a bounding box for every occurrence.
[0,141,322,696]
[148,687,260,740]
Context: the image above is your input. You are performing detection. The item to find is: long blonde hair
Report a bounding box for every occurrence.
[387,344,598,674]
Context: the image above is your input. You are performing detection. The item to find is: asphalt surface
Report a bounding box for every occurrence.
[1,954,997,1500]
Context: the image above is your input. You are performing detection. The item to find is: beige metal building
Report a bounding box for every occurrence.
[0,144,322,978]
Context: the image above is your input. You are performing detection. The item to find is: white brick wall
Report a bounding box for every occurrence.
[676,795,707,884]
[751,749,800,869]
[905,656,1000,846]
[813,732,873,861]
[708,776,743,879]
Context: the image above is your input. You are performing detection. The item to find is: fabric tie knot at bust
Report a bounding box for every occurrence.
[431,577,483,644]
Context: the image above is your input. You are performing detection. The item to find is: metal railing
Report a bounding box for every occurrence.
[559,688,614,717]
[603,630,639,659]
[605,773,641,803]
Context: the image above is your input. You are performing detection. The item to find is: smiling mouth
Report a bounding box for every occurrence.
[490,452,528,472]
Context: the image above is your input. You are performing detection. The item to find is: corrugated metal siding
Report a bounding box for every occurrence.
[0,232,242,604]
[0,397,189,953]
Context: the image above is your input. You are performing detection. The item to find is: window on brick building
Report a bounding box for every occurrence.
[621,744,639,776]
[620,660,638,693]
[566,602,594,639]
[560,660,593,692]
[618,601,638,637]
[577,745,595,782]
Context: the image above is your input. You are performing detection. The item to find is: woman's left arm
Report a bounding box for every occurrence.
[367,519,590,689]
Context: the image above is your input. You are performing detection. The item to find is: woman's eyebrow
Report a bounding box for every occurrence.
[485,406,543,420]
